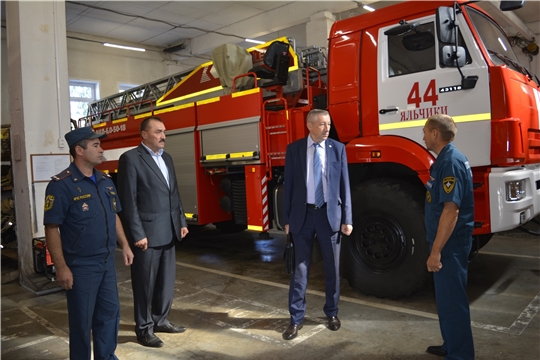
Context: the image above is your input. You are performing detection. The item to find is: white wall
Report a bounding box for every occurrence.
[0,35,196,127]
[67,37,190,99]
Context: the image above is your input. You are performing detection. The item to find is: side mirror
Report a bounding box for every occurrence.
[500,1,525,11]
[436,7,455,44]
[441,46,466,67]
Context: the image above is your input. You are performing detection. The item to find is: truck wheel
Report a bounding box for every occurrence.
[342,179,429,298]
[214,220,247,233]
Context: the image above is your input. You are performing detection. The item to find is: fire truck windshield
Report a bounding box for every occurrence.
[466,7,523,73]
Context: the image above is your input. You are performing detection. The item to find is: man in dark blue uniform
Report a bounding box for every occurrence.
[44,127,134,360]
[422,114,475,360]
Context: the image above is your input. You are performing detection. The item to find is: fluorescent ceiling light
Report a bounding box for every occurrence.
[245,38,265,44]
[363,5,376,12]
[103,43,146,52]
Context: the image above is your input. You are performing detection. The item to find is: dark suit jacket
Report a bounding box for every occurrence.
[117,144,187,247]
[283,137,352,233]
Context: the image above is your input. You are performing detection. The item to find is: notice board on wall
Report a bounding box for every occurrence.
[30,154,71,183]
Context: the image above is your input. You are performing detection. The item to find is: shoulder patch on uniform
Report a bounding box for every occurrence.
[44,195,55,211]
[442,176,456,194]
[51,168,72,182]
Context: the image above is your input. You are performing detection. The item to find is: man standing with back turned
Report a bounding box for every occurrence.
[118,116,189,348]
[282,109,353,340]
[423,114,475,359]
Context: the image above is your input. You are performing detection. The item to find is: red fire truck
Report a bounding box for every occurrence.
[83,0,540,298]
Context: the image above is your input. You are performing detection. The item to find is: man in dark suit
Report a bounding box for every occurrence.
[117,116,189,348]
[282,109,353,340]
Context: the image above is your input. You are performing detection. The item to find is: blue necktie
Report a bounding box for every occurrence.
[313,143,324,207]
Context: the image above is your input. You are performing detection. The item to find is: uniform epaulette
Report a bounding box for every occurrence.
[51,168,72,182]
[99,171,112,178]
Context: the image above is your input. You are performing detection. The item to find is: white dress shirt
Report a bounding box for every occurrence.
[141,142,170,188]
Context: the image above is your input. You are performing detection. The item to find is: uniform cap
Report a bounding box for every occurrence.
[65,127,106,148]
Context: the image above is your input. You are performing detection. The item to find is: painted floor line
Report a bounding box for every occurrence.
[229,328,288,347]
[177,261,439,320]
[171,284,333,348]
[1,335,57,355]
[19,306,69,340]
[0,306,70,356]
[177,261,539,335]
[480,251,540,260]
[471,291,540,335]
[1,320,33,329]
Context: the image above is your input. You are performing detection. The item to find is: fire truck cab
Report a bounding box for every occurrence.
[326,0,540,297]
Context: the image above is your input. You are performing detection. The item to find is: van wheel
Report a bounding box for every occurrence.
[342,179,430,298]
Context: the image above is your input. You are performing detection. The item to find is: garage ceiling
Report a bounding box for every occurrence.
[2,1,539,65]
[64,1,540,63]
[62,0,364,62]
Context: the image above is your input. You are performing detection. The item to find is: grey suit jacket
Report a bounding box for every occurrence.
[283,137,353,233]
[117,144,187,247]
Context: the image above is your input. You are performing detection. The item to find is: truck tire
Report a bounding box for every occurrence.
[342,178,430,298]
[214,220,247,233]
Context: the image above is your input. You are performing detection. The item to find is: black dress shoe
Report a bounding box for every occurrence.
[282,324,303,340]
[137,333,164,348]
[426,345,447,357]
[154,323,187,333]
[327,316,341,331]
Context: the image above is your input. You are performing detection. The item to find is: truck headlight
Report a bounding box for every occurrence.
[506,180,526,201]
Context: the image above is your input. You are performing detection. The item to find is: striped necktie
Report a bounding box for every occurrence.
[313,143,324,207]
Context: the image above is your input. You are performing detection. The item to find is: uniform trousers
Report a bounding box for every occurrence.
[432,242,475,360]
[131,240,176,336]
[66,258,119,360]
[289,206,341,324]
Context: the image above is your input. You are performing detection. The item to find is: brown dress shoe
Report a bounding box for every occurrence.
[282,323,303,340]
[327,316,341,331]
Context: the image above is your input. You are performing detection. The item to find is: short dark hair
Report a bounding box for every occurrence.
[140,116,163,133]
[425,114,457,142]
[69,139,90,157]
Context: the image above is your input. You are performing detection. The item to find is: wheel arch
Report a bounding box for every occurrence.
[345,135,434,187]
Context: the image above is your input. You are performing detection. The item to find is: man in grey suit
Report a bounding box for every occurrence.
[282,109,353,340]
[117,116,189,348]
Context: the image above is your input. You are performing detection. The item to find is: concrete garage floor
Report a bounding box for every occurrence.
[1,227,539,360]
